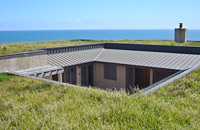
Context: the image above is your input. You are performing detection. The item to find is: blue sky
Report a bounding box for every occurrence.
[0,0,199,30]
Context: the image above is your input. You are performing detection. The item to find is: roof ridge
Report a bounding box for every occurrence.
[93,48,104,61]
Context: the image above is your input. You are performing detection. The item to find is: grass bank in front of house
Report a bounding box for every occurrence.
[0,39,200,55]
[0,66,199,129]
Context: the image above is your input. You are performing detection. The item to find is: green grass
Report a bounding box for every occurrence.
[0,73,15,83]
[0,39,200,55]
[0,68,199,129]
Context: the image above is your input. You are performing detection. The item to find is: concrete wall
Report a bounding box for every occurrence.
[94,62,126,90]
[0,54,48,72]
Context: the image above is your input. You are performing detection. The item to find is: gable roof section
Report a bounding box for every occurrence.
[46,43,200,70]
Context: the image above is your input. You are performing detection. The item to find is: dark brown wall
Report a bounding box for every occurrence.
[153,69,177,83]
[135,68,150,89]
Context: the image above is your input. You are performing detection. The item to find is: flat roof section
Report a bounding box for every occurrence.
[15,66,64,78]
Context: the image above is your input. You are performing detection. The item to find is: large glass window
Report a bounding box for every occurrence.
[104,64,117,80]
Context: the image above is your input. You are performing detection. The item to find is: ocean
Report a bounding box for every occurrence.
[0,29,200,43]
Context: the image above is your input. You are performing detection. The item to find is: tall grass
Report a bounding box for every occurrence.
[0,67,199,129]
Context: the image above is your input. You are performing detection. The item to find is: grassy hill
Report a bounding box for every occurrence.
[0,68,200,129]
[0,40,200,129]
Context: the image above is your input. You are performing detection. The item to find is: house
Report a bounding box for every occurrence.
[1,43,200,92]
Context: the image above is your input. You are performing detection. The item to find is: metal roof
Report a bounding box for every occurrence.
[15,66,64,78]
[95,49,200,70]
[47,47,200,70]
[47,48,104,67]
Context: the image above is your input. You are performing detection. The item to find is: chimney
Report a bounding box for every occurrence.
[175,23,187,43]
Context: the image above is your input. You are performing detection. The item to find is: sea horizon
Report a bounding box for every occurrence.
[1,29,200,31]
[0,29,200,43]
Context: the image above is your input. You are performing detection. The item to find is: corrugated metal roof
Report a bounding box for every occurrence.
[95,49,200,70]
[47,48,104,67]
[47,48,200,70]
[15,66,64,77]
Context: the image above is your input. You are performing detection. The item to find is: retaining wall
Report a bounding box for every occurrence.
[0,50,48,72]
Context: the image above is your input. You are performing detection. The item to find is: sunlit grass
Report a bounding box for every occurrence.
[0,67,199,129]
[0,73,16,83]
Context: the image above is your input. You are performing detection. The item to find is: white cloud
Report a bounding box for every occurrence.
[68,19,83,23]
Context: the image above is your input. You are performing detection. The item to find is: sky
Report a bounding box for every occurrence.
[0,0,199,30]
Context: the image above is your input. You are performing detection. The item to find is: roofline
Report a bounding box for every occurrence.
[59,61,181,71]
[42,42,200,55]
[0,50,47,60]
[104,43,200,55]
[40,43,105,54]
[37,43,105,50]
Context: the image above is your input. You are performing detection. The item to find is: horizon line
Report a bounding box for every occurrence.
[1,28,200,31]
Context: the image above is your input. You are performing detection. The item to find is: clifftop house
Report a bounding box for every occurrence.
[1,43,200,92]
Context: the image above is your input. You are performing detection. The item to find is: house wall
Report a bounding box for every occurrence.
[93,62,177,91]
[60,62,177,90]
[43,75,52,80]
[0,54,48,72]
[94,62,126,90]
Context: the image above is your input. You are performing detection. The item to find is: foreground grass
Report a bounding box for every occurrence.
[0,68,199,129]
[0,39,200,55]
[0,73,15,83]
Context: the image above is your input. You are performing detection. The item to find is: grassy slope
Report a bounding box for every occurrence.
[0,68,200,129]
[0,39,200,55]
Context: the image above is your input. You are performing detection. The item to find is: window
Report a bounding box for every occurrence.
[104,64,117,80]
[52,74,58,81]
